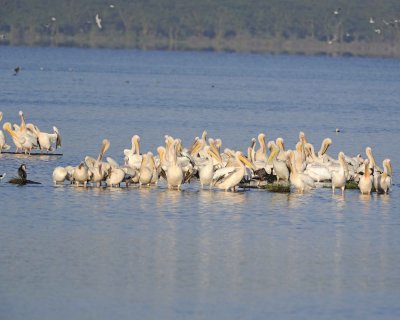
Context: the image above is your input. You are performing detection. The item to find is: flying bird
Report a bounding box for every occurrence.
[95,14,102,29]
[13,66,21,75]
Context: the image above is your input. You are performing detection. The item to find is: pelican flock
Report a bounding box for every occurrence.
[0,111,394,194]
[1,111,61,154]
[49,129,393,195]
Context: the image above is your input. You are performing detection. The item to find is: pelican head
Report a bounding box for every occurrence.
[97,139,110,161]
[319,138,332,156]
[365,147,376,166]
[384,159,392,177]
[299,131,307,144]
[276,137,285,151]
[237,151,257,171]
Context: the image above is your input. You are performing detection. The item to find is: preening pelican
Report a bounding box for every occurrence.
[198,146,218,189]
[72,162,90,186]
[374,159,392,194]
[213,151,255,191]
[26,124,61,152]
[3,122,38,154]
[124,135,142,169]
[358,160,372,195]
[52,166,68,184]
[139,152,155,186]
[331,152,347,195]
[105,157,125,187]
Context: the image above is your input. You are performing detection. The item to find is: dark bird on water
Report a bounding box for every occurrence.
[13,66,21,75]
[18,164,27,180]
[8,164,41,185]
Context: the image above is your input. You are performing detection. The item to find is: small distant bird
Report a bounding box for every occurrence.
[13,66,21,76]
[335,128,341,133]
[18,164,27,180]
[0,173,5,181]
[333,8,341,15]
[109,4,115,8]
[369,17,375,24]
[375,29,382,35]
[95,14,102,29]
[51,17,56,22]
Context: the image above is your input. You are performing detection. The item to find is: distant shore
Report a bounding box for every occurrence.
[2,33,400,59]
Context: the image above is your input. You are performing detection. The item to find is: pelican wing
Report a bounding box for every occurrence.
[212,167,236,183]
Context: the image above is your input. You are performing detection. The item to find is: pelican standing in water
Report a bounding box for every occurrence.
[166,140,184,189]
[26,124,61,152]
[358,159,372,195]
[0,112,11,153]
[72,162,91,186]
[374,159,392,194]
[288,151,315,193]
[213,151,255,191]
[52,166,68,184]
[331,152,348,195]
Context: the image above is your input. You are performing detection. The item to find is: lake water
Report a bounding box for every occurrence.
[0,47,399,320]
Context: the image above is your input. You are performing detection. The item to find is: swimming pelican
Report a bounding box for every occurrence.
[288,151,315,193]
[374,159,392,194]
[358,160,372,195]
[213,151,256,191]
[331,152,347,195]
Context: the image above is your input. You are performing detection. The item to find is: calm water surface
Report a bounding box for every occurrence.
[0,47,400,319]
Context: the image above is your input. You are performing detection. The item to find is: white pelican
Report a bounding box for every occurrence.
[288,151,315,193]
[254,133,267,162]
[331,152,347,195]
[270,143,289,182]
[3,122,38,154]
[276,137,287,161]
[52,166,68,184]
[166,140,184,189]
[247,138,256,163]
[374,159,392,194]
[139,152,155,186]
[105,157,126,187]
[213,151,256,191]
[358,160,372,195]
[72,162,91,186]
[26,124,61,152]
[124,135,142,170]
[198,146,218,189]
[0,112,11,153]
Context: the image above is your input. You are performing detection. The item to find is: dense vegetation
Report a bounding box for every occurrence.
[1,0,400,56]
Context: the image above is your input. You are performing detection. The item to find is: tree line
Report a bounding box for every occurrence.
[1,0,400,56]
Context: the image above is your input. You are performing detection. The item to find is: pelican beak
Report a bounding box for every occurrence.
[209,141,222,163]
[267,147,279,162]
[239,154,256,171]
[387,161,392,177]
[134,137,140,155]
[190,140,202,157]
[4,123,18,139]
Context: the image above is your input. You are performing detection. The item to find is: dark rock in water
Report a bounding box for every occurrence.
[253,168,276,183]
